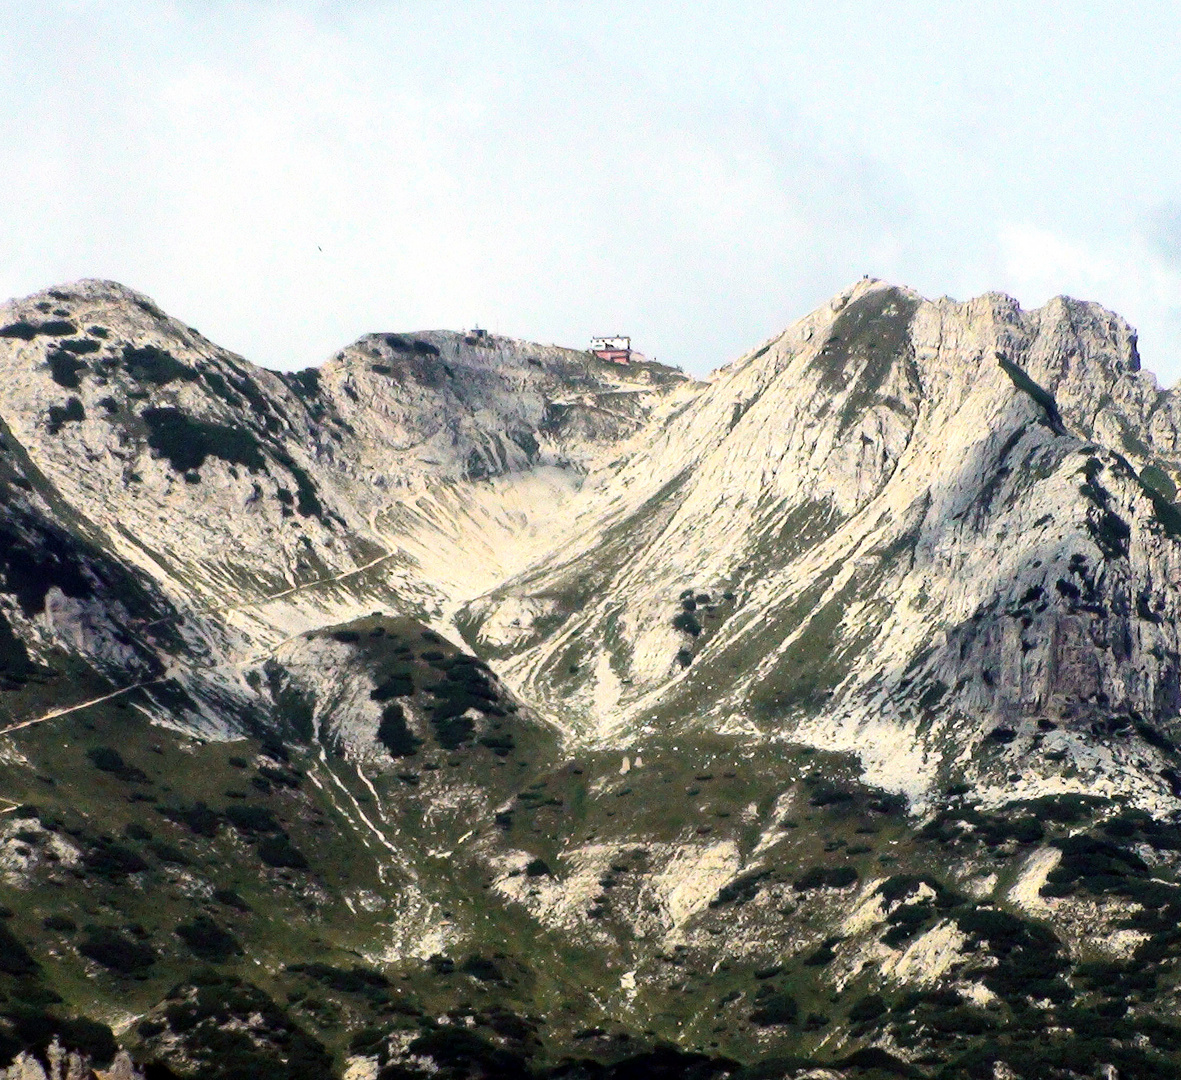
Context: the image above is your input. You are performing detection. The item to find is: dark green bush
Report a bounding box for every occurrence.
[142,407,265,473]
[430,713,475,750]
[803,938,839,966]
[1,1007,116,1068]
[287,368,320,397]
[121,344,196,384]
[159,801,221,838]
[710,870,769,907]
[1,319,76,339]
[750,991,798,1026]
[213,888,251,912]
[257,835,309,870]
[289,962,390,997]
[47,351,87,387]
[148,840,190,865]
[1042,834,1150,898]
[0,923,38,976]
[371,672,414,700]
[849,993,888,1022]
[479,732,516,756]
[83,838,149,879]
[78,926,156,974]
[223,804,280,834]
[86,746,147,782]
[377,703,421,757]
[459,955,504,982]
[882,903,932,948]
[407,1027,524,1076]
[56,337,100,355]
[269,450,324,519]
[46,397,84,434]
[793,866,858,891]
[156,977,331,1080]
[42,915,76,933]
[175,916,241,962]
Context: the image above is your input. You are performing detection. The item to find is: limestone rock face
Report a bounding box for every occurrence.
[0,1043,140,1080]
[3,276,1181,810]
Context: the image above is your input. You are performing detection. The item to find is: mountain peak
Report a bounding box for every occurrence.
[5,277,1181,1074]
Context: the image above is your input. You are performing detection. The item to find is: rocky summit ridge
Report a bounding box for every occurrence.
[2,277,1181,1077]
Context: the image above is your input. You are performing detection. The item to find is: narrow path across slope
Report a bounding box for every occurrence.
[0,527,417,740]
[0,679,164,738]
[144,544,405,629]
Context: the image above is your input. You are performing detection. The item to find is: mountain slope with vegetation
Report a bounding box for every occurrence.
[3,278,1181,1077]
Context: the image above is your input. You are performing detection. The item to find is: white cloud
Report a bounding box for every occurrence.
[2,2,1181,377]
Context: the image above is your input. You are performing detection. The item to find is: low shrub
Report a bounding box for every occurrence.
[0,923,38,976]
[148,840,190,865]
[56,337,101,355]
[460,955,504,982]
[83,838,148,880]
[175,916,241,963]
[46,397,84,434]
[78,926,156,974]
[158,801,221,838]
[849,993,888,1023]
[793,866,859,891]
[710,870,769,907]
[803,938,839,966]
[257,835,309,870]
[42,916,76,933]
[142,407,265,474]
[289,962,390,997]
[213,888,251,912]
[371,672,414,700]
[156,977,331,1080]
[750,991,798,1026]
[86,746,147,783]
[377,703,421,757]
[223,804,280,835]
[121,344,197,384]
[0,319,76,339]
[47,351,87,387]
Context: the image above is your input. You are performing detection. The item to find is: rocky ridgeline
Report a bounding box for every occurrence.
[4,278,1181,1077]
[6,275,1181,816]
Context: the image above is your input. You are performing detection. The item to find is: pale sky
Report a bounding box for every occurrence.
[2,1,1181,381]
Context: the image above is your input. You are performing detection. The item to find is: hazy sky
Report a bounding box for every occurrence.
[3,2,1181,381]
